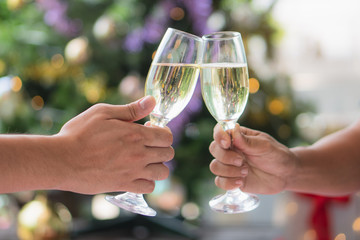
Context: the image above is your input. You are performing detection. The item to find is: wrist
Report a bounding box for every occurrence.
[46,134,75,192]
[284,146,306,192]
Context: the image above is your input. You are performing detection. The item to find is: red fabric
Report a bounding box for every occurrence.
[298,193,350,240]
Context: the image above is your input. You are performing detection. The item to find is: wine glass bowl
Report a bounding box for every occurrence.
[200,31,259,213]
[106,28,203,216]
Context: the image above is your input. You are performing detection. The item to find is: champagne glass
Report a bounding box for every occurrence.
[200,31,259,213]
[106,28,203,216]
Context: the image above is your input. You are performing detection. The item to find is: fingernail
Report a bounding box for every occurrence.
[234,159,243,167]
[220,140,227,148]
[241,167,248,175]
[235,180,243,186]
[139,96,152,110]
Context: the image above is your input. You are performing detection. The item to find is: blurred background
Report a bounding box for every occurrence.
[1,0,360,239]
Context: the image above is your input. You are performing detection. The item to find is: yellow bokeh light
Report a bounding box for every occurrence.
[285,201,298,216]
[303,229,317,240]
[334,233,346,240]
[86,88,100,103]
[7,0,23,10]
[268,99,285,115]
[170,7,185,21]
[81,77,106,104]
[51,54,65,69]
[31,95,44,111]
[11,76,22,92]
[249,78,260,94]
[0,59,6,75]
[352,217,360,232]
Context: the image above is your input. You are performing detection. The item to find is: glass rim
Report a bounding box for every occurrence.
[202,31,241,40]
[167,28,202,42]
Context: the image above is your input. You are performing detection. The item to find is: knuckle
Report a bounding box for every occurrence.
[229,167,241,177]
[152,164,169,181]
[89,103,110,119]
[209,159,219,174]
[158,165,170,180]
[127,132,145,143]
[219,177,236,190]
[209,141,216,154]
[132,151,146,163]
[91,103,108,113]
[133,180,155,194]
[167,147,175,160]
[125,103,138,120]
[167,132,174,145]
[143,181,155,193]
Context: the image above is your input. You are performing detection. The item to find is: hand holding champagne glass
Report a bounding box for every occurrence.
[106,28,203,216]
[201,31,259,213]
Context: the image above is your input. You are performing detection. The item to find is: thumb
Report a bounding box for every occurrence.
[232,125,261,153]
[116,95,156,122]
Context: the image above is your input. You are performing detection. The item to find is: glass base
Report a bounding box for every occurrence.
[209,189,259,214]
[105,192,156,217]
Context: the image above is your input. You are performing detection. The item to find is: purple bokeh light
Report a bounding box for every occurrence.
[36,0,82,37]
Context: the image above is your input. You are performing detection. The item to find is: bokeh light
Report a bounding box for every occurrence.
[170,7,185,21]
[285,201,298,217]
[65,37,90,65]
[268,98,285,115]
[352,217,360,232]
[6,0,23,11]
[11,76,22,92]
[249,77,260,93]
[51,54,65,69]
[31,95,44,110]
[181,202,200,220]
[303,229,317,240]
[91,194,120,220]
[334,233,346,240]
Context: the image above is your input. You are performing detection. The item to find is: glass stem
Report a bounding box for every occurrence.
[227,188,248,198]
[150,114,169,127]
[220,121,236,131]
[221,121,248,195]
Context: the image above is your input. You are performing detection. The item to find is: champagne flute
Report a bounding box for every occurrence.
[106,28,203,216]
[200,31,259,213]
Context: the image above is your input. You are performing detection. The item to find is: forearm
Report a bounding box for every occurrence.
[287,121,360,196]
[0,135,68,193]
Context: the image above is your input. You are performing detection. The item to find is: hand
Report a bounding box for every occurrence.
[209,123,298,194]
[56,96,174,194]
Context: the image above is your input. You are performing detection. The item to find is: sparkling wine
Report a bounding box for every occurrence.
[201,63,249,125]
[145,63,200,125]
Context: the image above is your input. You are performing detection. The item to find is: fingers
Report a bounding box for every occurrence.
[129,179,156,194]
[238,126,261,137]
[127,163,171,194]
[142,146,175,164]
[120,123,173,148]
[213,123,231,149]
[215,176,245,191]
[142,124,173,147]
[103,96,156,122]
[210,159,248,178]
[232,125,264,152]
[143,163,170,181]
[209,141,245,166]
